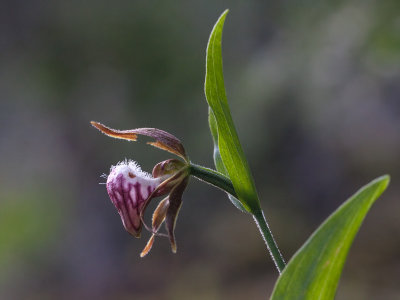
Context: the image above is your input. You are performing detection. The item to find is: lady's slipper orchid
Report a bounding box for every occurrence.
[91,121,189,257]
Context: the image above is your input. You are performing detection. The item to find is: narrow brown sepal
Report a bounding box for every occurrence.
[140,234,155,257]
[91,121,138,141]
[91,121,188,161]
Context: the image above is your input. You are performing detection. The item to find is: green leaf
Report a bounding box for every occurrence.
[270,175,390,300]
[209,109,247,212]
[208,109,226,175]
[205,10,260,214]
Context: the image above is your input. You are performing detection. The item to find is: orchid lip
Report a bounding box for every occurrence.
[106,160,164,237]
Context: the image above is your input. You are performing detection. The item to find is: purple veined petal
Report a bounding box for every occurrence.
[106,160,163,237]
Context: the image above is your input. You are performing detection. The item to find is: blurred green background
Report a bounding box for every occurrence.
[1,0,399,299]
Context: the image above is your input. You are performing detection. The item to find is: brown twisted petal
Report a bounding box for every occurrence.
[165,177,189,253]
[140,174,188,256]
[91,121,188,161]
[152,197,170,231]
[140,197,170,257]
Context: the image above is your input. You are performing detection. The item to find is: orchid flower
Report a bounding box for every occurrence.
[91,121,190,257]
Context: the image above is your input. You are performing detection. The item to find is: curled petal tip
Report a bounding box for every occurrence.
[91,121,138,141]
[171,243,177,254]
[140,234,155,257]
[131,232,141,238]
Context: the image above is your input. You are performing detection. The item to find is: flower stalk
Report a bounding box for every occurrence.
[253,210,286,273]
[188,163,236,197]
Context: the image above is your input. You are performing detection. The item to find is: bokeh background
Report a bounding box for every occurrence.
[1,0,399,299]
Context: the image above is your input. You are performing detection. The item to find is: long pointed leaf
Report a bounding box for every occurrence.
[270,175,390,300]
[205,10,260,213]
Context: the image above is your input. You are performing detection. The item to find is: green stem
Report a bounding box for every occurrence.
[189,163,236,197]
[188,163,286,274]
[253,209,286,273]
